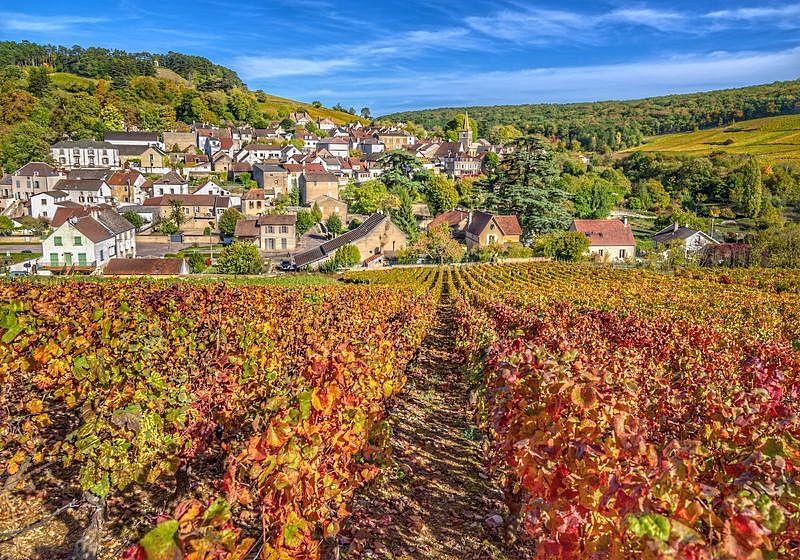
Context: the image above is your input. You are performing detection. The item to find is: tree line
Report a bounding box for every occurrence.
[385,80,800,152]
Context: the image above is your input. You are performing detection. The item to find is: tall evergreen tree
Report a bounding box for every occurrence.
[390,189,419,241]
[26,66,50,98]
[484,136,570,238]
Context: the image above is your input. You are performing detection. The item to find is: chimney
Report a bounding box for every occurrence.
[623,217,628,227]
[468,211,473,227]
[673,223,679,232]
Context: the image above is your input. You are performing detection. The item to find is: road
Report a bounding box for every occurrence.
[0,244,40,253]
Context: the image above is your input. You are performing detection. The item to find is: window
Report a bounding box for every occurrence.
[280,225,288,234]
[74,236,82,246]
[598,249,604,256]
[281,238,287,249]
[78,253,87,266]
[619,249,627,259]
[99,249,104,261]
[50,253,58,266]
[267,226,274,234]
[42,199,48,205]
[266,238,275,250]
[54,236,63,246]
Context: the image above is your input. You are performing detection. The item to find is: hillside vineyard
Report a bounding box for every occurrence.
[2,263,800,558]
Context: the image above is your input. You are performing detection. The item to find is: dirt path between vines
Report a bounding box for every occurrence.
[337,294,535,560]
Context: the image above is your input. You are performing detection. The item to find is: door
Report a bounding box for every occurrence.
[78,253,87,266]
[64,253,72,265]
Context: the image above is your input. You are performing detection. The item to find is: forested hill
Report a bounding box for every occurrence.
[384,80,800,152]
[0,41,363,172]
[0,41,243,91]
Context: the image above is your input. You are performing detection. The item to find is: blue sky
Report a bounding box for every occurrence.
[1,1,799,115]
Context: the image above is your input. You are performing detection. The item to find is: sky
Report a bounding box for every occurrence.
[1,1,799,115]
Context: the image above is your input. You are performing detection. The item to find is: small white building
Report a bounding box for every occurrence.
[651,223,719,258]
[317,138,351,158]
[29,190,69,219]
[41,207,136,273]
[51,140,120,169]
[53,178,113,205]
[152,171,189,196]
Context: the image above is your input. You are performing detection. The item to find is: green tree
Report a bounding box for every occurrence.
[0,216,14,236]
[169,200,186,228]
[390,189,419,240]
[414,223,463,264]
[99,105,124,131]
[533,231,590,261]
[218,207,244,237]
[444,113,477,142]
[378,150,429,196]
[187,252,206,273]
[296,210,316,235]
[0,121,50,172]
[563,174,618,219]
[340,180,398,214]
[122,211,144,229]
[215,241,262,275]
[750,224,800,268]
[26,66,50,97]
[731,157,763,218]
[325,214,344,236]
[424,174,459,215]
[484,136,570,238]
[334,244,360,267]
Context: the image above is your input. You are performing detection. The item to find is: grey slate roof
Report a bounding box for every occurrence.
[293,213,387,267]
[52,140,116,149]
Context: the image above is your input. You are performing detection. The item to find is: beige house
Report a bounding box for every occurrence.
[569,218,636,262]
[464,211,523,250]
[293,212,406,269]
[235,214,297,253]
[163,131,198,152]
[241,189,274,217]
[300,172,339,205]
[377,131,414,151]
[142,194,232,221]
[252,164,290,195]
[10,162,63,201]
[312,195,348,222]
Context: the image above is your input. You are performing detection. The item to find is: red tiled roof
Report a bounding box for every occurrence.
[234,219,259,238]
[570,219,635,247]
[429,210,468,229]
[107,170,143,186]
[104,258,187,276]
[494,215,522,236]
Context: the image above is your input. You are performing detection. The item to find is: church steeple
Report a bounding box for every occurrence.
[459,111,472,150]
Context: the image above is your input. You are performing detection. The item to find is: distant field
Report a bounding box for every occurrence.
[48,71,97,92]
[155,67,189,86]
[626,114,800,163]
[257,93,366,126]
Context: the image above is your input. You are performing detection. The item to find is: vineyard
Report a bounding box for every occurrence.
[2,264,800,559]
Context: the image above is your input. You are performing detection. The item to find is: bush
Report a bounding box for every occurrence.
[215,242,263,275]
[187,252,206,273]
[533,231,590,261]
[320,244,361,272]
[502,243,533,258]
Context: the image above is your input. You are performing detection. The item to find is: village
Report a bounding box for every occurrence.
[0,111,718,277]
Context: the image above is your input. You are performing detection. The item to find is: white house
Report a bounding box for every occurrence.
[41,207,136,273]
[192,180,230,196]
[569,218,636,262]
[236,144,284,163]
[29,190,69,219]
[651,223,719,258]
[152,171,189,196]
[317,138,350,158]
[104,131,164,150]
[51,140,120,169]
[359,138,385,155]
[53,179,113,205]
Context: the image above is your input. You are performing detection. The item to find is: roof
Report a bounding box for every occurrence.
[234,219,260,238]
[104,131,159,143]
[54,178,106,191]
[318,138,350,145]
[429,210,469,229]
[72,216,115,243]
[302,172,338,183]
[52,140,116,149]
[245,143,284,151]
[67,168,112,180]
[104,258,187,276]
[293,213,396,267]
[651,223,712,244]
[257,214,296,226]
[107,170,143,186]
[96,209,135,235]
[14,162,60,177]
[253,163,287,173]
[571,219,636,247]
[32,190,68,199]
[494,215,522,236]
[117,144,159,157]
[154,171,187,185]
[142,194,230,207]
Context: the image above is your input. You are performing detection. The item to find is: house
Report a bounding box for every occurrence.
[651,223,719,257]
[292,212,406,269]
[377,131,414,151]
[51,140,120,169]
[103,257,189,276]
[163,131,197,152]
[143,194,233,221]
[152,171,189,196]
[241,189,274,216]
[29,190,69,219]
[464,211,522,250]
[569,218,636,262]
[252,163,290,194]
[192,180,231,197]
[317,138,351,158]
[0,175,11,199]
[104,131,162,149]
[289,111,312,125]
[317,118,336,131]
[300,172,339,205]
[358,138,385,155]
[107,170,147,205]
[117,144,168,174]
[312,195,347,223]
[212,151,233,173]
[41,206,136,274]
[235,214,297,253]
[238,144,284,163]
[52,178,113,206]
[10,162,64,201]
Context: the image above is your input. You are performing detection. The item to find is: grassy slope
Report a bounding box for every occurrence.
[625,114,800,164]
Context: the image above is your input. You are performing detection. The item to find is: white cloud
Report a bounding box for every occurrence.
[465,8,592,44]
[706,4,800,21]
[609,8,689,32]
[0,12,107,32]
[234,56,358,79]
[323,47,800,114]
